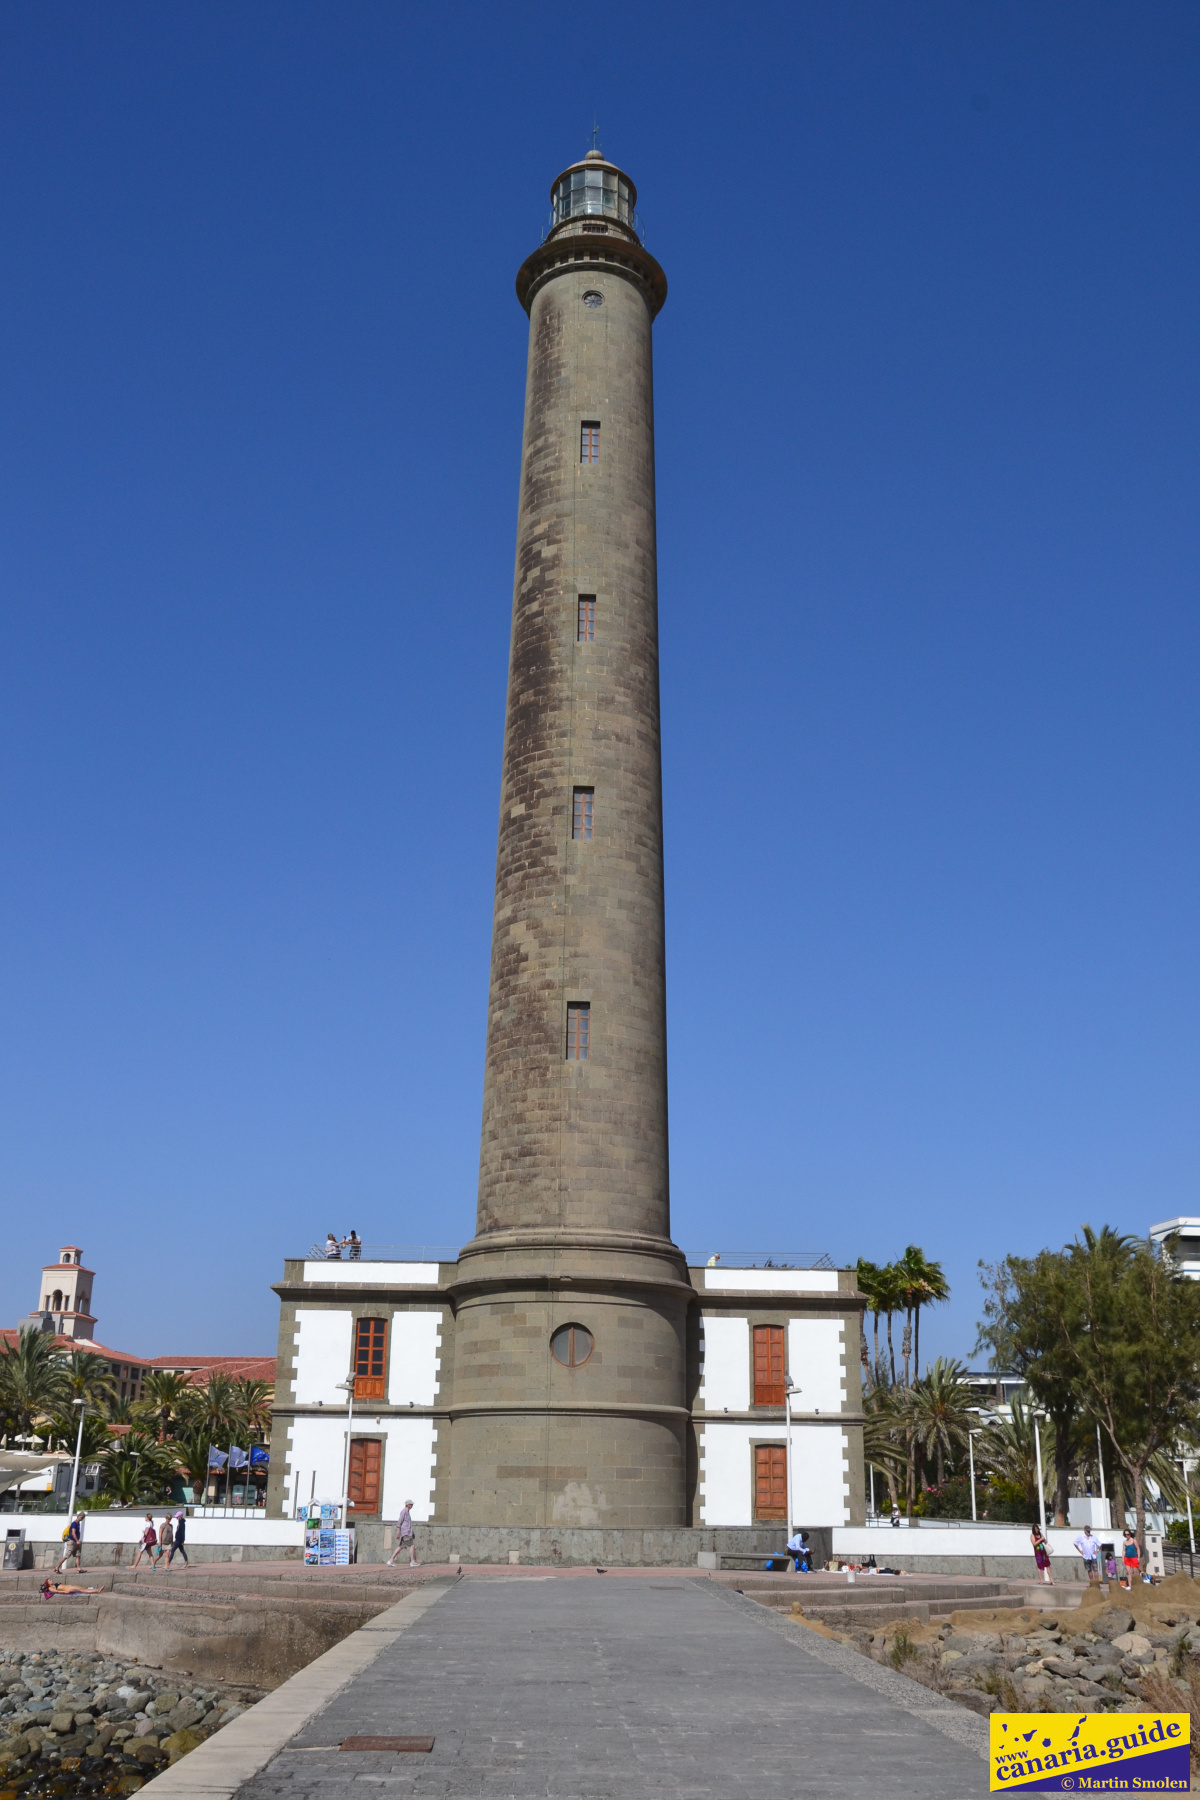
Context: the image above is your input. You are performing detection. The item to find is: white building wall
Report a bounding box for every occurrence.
[388,1311,442,1405]
[787,1318,846,1413]
[698,1422,850,1528]
[280,1411,439,1522]
[703,1269,840,1294]
[292,1309,352,1404]
[698,1316,749,1410]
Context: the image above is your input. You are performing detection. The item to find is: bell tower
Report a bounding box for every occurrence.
[447,150,689,1529]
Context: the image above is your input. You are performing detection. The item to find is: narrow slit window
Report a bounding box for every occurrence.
[577,596,596,642]
[580,421,600,464]
[572,787,594,841]
[566,1002,590,1060]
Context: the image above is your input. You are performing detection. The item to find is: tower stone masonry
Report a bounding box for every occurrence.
[266,153,866,1557]
[447,150,690,1528]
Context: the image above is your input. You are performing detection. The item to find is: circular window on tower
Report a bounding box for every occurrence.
[550,1323,593,1367]
[582,290,604,308]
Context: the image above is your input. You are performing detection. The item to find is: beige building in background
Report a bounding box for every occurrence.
[266,150,866,1558]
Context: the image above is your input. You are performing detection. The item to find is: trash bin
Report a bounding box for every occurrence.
[3,1528,26,1571]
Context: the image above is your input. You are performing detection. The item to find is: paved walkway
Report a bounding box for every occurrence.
[228,1573,988,1799]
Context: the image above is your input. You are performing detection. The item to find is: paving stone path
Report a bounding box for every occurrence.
[236,1574,989,1799]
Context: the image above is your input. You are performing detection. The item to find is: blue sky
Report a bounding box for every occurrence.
[1,2,1196,1364]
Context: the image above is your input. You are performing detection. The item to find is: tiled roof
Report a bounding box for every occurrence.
[0,1332,275,1382]
[148,1355,277,1383]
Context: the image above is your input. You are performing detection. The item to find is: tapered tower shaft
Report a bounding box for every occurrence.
[447,154,688,1531]
[477,153,671,1249]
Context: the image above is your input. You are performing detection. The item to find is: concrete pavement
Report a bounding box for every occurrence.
[212,1572,988,1799]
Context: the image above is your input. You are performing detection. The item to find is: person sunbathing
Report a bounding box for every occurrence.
[40,1578,104,1598]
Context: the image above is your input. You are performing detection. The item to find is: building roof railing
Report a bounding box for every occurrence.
[302,1245,838,1270]
[683,1251,836,1270]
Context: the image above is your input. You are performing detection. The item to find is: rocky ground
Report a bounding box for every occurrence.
[0,1647,263,1796]
[791,1572,1200,1732]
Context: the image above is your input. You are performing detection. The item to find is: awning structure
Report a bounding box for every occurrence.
[0,1451,66,1497]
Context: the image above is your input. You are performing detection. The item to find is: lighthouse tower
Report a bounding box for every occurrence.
[447,150,689,1528]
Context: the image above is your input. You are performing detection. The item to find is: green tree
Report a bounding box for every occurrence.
[975,1238,1131,1525]
[0,1326,70,1438]
[975,1395,1050,1520]
[1057,1228,1200,1550]
[232,1378,272,1443]
[43,1411,114,1461]
[143,1369,193,1442]
[908,1358,975,1488]
[171,1426,216,1495]
[856,1260,884,1379]
[58,1348,114,1411]
[904,1248,949,1382]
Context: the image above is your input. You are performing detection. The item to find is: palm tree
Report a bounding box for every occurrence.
[898,1247,949,1382]
[0,1327,70,1438]
[143,1370,192,1443]
[862,1375,906,1514]
[184,1372,241,1448]
[59,1348,114,1410]
[43,1411,114,1461]
[873,1263,906,1387]
[99,1430,176,1507]
[232,1378,272,1443]
[908,1357,975,1488]
[976,1395,1050,1517]
[171,1426,217,1497]
[856,1260,882,1378]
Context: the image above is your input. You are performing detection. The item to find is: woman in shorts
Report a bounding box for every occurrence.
[1121,1527,1141,1589]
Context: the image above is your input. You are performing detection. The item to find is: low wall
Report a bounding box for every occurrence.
[832,1524,1090,1581]
[5,1513,305,1568]
[354,1523,829,1567]
[0,1591,390,1687]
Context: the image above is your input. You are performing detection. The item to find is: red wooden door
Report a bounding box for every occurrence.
[347,1438,382,1513]
[754,1444,787,1520]
[753,1325,785,1406]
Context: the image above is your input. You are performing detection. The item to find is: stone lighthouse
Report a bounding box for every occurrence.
[447,149,690,1528]
[266,152,866,1557]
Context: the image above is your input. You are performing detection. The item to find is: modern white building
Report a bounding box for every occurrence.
[1150,1218,1200,1278]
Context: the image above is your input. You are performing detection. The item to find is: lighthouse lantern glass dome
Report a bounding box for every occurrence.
[552,165,635,228]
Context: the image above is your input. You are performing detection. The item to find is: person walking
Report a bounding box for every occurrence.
[158,1512,174,1562]
[55,1513,84,1574]
[1072,1525,1102,1584]
[387,1501,417,1567]
[131,1514,160,1570]
[167,1508,189,1567]
[1121,1527,1141,1590]
[1031,1523,1054,1585]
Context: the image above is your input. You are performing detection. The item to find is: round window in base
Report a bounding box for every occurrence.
[582,290,604,308]
[550,1323,593,1368]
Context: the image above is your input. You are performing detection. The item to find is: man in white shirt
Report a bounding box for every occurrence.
[1073,1526,1102,1583]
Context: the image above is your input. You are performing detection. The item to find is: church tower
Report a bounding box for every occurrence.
[447,150,690,1528]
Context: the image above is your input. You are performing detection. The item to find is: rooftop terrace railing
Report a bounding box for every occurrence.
[305,1245,838,1270]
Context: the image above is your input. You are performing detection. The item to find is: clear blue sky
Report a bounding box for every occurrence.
[2,3,1197,1365]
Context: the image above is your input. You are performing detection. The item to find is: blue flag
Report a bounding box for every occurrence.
[208,1447,227,1469]
[249,1446,269,1468]
[228,1446,249,1470]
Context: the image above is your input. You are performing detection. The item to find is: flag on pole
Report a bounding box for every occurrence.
[208,1447,228,1469]
[249,1446,269,1468]
[228,1447,249,1470]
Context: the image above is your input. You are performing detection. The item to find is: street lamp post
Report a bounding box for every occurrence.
[336,1376,356,1529]
[784,1383,802,1548]
[1032,1411,1048,1536]
[65,1399,86,1525]
[968,1429,983,1522]
[1096,1423,1109,1531]
[1181,1459,1196,1556]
